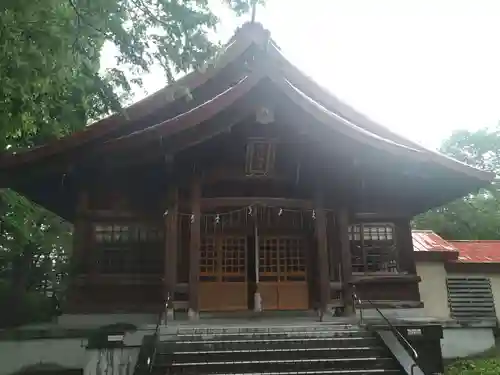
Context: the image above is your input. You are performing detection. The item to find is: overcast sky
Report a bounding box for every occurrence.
[124,0,500,149]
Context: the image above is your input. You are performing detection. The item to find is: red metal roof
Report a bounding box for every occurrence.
[412,230,500,263]
[449,241,500,263]
[412,230,457,252]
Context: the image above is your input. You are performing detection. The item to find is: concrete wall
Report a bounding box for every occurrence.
[0,339,87,375]
[84,348,140,375]
[57,313,156,329]
[416,262,450,319]
[441,328,495,359]
[488,274,500,322]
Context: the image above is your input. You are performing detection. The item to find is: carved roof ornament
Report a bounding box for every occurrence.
[256,106,274,124]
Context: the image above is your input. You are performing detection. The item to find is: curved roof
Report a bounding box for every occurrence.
[0,22,494,201]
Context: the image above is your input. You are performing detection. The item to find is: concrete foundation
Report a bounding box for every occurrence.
[0,339,87,375]
[57,313,157,328]
[441,327,496,359]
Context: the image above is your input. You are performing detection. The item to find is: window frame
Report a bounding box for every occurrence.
[91,220,164,274]
[349,222,398,274]
[245,138,277,176]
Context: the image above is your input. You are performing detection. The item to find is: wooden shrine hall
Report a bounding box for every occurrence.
[0,23,494,318]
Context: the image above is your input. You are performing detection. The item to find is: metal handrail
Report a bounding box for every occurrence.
[352,286,419,373]
[148,293,171,373]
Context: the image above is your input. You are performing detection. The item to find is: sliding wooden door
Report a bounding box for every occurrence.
[199,236,248,311]
[258,236,308,310]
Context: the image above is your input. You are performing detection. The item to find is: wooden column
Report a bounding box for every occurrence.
[337,208,354,315]
[395,218,417,274]
[188,177,201,318]
[314,190,330,314]
[164,186,178,301]
[73,191,89,274]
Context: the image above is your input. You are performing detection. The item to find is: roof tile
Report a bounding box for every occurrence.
[412,230,500,263]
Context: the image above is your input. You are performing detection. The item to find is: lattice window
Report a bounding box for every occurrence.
[259,237,306,281]
[200,236,246,282]
[92,222,164,274]
[349,223,397,273]
[282,238,306,275]
[259,238,279,277]
[246,139,276,175]
[100,248,129,273]
[221,237,246,275]
[200,237,217,276]
[94,224,129,243]
[93,223,163,244]
[447,277,496,320]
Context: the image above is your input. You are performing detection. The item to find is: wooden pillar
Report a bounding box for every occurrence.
[395,218,417,274]
[314,190,330,314]
[164,186,178,302]
[188,177,201,319]
[337,208,354,315]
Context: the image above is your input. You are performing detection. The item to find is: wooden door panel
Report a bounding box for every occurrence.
[258,236,308,310]
[199,282,247,311]
[199,235,247,311]
[278,282,308,310]
[199,282,221,311]
[259,283,279,310]
[219,282,247,310]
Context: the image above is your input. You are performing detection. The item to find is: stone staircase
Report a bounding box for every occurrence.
[149,323,404,375]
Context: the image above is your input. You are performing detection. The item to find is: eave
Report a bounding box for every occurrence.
[0,23,494,220]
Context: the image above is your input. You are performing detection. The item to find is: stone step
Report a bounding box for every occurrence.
[158,336,378,352]
[159,330,370,343]
[173,346,386,355]
[155,347,389,366]
[176,370,401,375]
[152,325,402,375]
[164,325,359,336]
[165,357,399,374]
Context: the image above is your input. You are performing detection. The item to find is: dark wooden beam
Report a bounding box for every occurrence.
[314,188,330,315]
[337,207,354,315]
[202,167,293,186]
[188,176,201,318]
[327,212,340,283]
[201,197,314,210]
[354,212,409,220]
[164,186,179,301]
[351,274,421,284]
[356,301,424,309]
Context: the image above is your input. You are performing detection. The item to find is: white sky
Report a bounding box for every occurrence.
[122,0,500,149]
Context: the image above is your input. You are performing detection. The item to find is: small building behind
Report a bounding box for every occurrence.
[414,230,500,359]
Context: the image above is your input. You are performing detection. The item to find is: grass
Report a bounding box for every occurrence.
[446,341,500,375]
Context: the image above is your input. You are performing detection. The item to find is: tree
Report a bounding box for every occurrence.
[413,128,500,240]
[0,0,262,327]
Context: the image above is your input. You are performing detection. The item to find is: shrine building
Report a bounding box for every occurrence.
[0,23,494,322]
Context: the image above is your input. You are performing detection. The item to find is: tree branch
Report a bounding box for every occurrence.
[67,0,110,38]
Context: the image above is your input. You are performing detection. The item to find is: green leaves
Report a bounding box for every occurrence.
[414,127,500,240]
[447,358,500,375]
[0,0,262,326]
